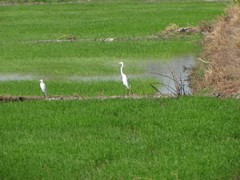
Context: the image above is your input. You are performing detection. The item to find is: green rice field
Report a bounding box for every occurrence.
[0,0,227,95]
[0,1,225,77]
[1,1,240,179]
[1,97,240,179]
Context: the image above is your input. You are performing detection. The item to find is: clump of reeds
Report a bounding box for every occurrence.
[190,6,240,96]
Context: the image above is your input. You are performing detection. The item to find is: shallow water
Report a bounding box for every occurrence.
[68,74,148,82]
[0,74,33,81]
[0,55,197,95]
[147,55,197,94]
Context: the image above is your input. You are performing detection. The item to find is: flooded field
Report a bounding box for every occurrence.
[0,74,33,81]
[0,55,197,95]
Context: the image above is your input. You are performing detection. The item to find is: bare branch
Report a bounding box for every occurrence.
[150,65,189,97]
[150,82,179,95]
[150,72,181,86]
[150,83,162,94]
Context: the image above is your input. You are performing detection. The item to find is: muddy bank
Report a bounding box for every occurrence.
[0,94,167,102]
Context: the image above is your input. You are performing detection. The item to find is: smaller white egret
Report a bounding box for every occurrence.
[118,61,130,90]
[40,79,47,97]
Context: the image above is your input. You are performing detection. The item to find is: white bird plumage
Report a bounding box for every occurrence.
[40,79,47,97]
[118,62,130,89]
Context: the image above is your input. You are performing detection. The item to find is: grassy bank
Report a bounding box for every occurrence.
[1,97,240,179]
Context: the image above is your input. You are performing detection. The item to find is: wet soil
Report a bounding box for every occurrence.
[0,94,167,102]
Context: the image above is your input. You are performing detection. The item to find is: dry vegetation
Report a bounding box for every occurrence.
[190,6,240,97]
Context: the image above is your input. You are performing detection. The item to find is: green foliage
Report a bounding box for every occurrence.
[1,97,240,179]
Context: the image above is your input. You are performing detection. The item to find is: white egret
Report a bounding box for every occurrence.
[40,79,47,97]
[118,62,130,90]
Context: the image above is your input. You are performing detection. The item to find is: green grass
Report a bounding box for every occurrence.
[1,97,240,179]
[0,37,201,76]
[0,79,156,96]
[0,2,226,41]
[0,1,226,77]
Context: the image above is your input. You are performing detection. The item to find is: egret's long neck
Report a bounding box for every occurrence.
[120,64,124,76]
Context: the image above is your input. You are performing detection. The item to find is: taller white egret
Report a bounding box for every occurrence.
[40,79,47,97]
[118,62,130,89]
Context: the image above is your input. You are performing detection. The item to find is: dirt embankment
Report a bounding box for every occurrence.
[190,6,240,97]
[0,94,166,102]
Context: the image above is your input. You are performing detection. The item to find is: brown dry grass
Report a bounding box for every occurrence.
[190,6,240,97]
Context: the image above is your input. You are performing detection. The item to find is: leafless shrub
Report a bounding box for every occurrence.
[150,66,188,97]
